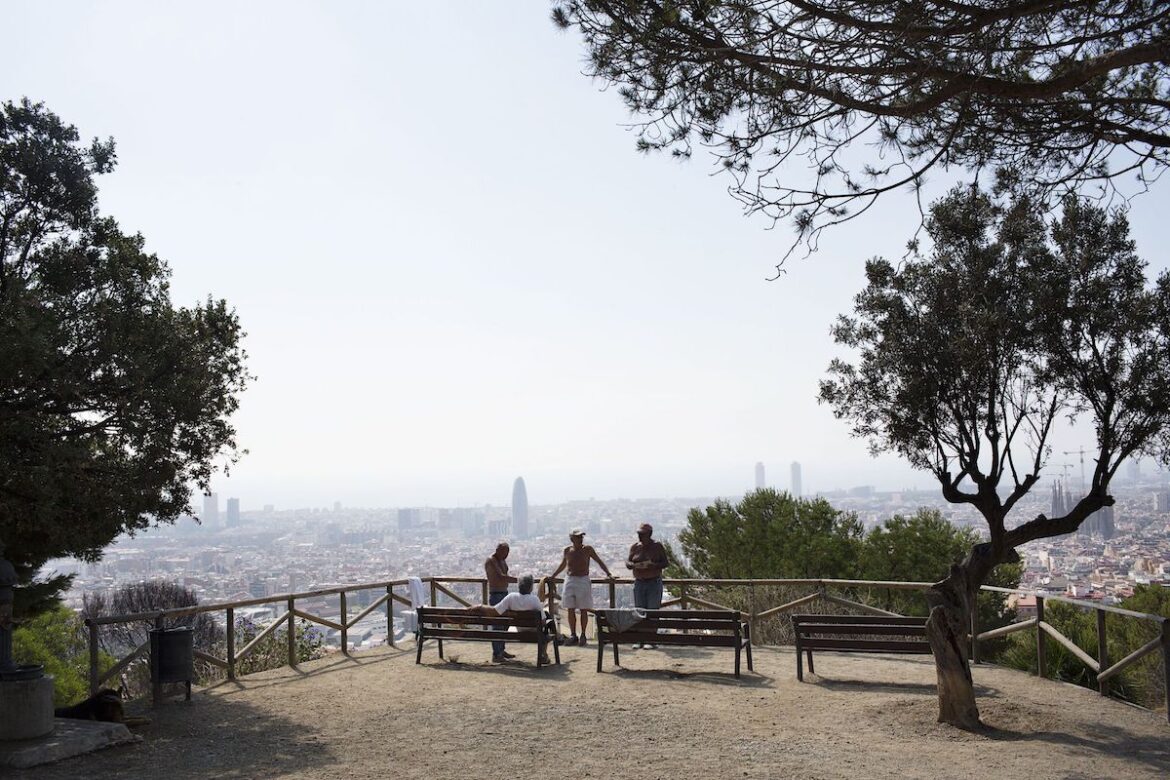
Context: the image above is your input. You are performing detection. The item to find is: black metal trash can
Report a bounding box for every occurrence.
[149,626,193,702]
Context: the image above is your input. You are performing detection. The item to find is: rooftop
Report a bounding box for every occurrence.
[14,644,1170,779]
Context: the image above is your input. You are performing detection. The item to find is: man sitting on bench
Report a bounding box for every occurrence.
[465,574,552,665]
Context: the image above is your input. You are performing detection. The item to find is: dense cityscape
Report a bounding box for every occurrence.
[54,461,1170,651]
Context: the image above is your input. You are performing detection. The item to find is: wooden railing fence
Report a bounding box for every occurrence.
[83,576,1170,721]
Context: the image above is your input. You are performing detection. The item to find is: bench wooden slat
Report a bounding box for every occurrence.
[596,618,746,632]
[418,609,542,626]
[796,624,928,637]
[605,609,743,620]
[792,615,927,626]
[418,613,541,627]
[797,638,932,653]
[424,628,544,642]
[599,632,744,647]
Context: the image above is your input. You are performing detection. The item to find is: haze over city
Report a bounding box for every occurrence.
[4,3,1169,510]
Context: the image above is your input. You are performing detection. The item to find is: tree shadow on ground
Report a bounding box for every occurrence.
[422,655,574,681]
[813,676,1001,698]
[200,646,414,697]
[977,719,1170,772]
[605,661,774,688]
[13,695,337,780]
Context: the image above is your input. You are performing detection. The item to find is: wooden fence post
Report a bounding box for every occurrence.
[387,585,396,648]
[88,620,100,694]
[970,600,979,664]
[287,597,296,667]
[481,580,489,605]
[1096,609,1108,696]
[152,614,164,706]
[1162,620,1169,725]
[1036,596,1047,679]
[608,580,616,608]
[680,584,689,634]
[226,607,236,681]
[430,580,437,607]
[340,591,349,655]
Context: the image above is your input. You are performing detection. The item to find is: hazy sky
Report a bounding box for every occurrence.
[4,3,1168,508]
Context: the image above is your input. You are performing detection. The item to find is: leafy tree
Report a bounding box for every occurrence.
[0,99,249,614]
[12,605,109,706]
[674,488,862,580]
[860,509,1020,632]
[820,185,1170,727]
[552,2,1170,247]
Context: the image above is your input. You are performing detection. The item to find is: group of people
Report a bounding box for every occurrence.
[471,522,670,663]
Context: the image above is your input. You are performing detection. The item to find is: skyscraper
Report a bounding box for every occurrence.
[226,497,240,527]
[754,462,766,490]
[790,462,802,498]
[512,477,529,538]
[202,493,219,527]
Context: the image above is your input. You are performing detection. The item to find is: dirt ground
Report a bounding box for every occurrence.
[14,641,1170,780]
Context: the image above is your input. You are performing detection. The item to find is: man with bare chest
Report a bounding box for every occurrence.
[549,529,613,646]
[485,541,517,661]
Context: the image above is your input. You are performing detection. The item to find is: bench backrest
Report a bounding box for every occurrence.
[596,608,744,634]
[417,606,544,629]
[791,613,931,654]
[791,614,928,634]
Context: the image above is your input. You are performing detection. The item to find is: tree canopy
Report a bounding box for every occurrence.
[673,488,863,580]
[0,99,249,614]
[820,186,1170,562]
[552,1,1170,246]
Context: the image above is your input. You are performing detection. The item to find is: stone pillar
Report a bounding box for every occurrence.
[0,543,55,741]
[0,675,55,740]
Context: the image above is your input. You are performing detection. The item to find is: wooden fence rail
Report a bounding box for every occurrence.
[83,576,1169,722]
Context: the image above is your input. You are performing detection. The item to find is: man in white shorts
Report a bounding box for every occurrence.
[549,529,614,646]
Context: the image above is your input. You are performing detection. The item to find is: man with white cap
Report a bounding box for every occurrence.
[549,528,614,646]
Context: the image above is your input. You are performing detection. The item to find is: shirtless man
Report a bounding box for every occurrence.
[626,522,669,648]
[485,541,517,661]
[549,529,613,646]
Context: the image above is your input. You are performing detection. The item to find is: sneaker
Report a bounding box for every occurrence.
[578,635,588,647]
[538,654,552,665]
[644,643,657,650]
[566,635,579,646]
[492,655,508,663]
[500,651,516,659]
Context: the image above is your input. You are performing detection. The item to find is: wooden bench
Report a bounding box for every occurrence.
[595,608,753,677]
[415,606,561,667]
[791,613,931,681]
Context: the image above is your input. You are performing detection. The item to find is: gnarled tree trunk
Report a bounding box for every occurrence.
[926,563,980,728]
[925,543,1009,729]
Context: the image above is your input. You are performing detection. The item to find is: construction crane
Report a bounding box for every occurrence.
[1062,447,1087,492]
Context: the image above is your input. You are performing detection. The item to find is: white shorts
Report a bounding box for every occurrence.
[561,575,594,609]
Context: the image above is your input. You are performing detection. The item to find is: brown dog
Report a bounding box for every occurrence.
[55,687,125,722]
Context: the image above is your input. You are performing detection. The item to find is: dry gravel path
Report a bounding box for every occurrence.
[14,642,1170,780]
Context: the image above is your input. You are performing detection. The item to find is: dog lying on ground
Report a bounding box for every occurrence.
[55,687,150,726]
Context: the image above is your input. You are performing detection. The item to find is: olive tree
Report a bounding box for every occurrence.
[819,185,1170,727]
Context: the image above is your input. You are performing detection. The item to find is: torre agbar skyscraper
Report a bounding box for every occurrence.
[512,477,529,538]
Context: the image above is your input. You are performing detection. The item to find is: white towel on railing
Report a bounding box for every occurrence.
[407,577,427,609]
